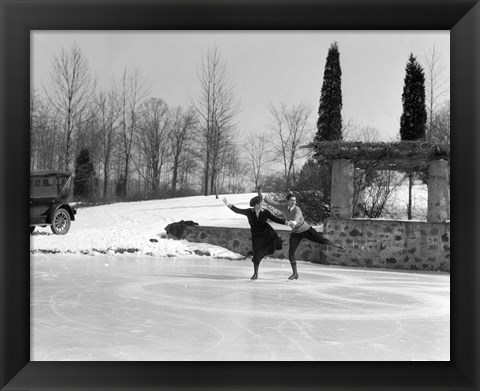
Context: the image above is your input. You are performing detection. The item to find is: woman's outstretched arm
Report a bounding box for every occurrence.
[223,197,249,216]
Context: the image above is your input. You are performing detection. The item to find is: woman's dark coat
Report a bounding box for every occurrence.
[230,205,285,264]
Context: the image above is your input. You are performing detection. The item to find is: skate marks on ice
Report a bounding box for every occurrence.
[118,266,448,322]
[31,255,449,361]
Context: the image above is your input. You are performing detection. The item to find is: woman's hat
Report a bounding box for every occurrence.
[249,196,262,207]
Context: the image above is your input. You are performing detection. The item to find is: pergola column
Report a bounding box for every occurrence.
[427,159,450,222]
[353,168,366,217]
[330,159,355,218]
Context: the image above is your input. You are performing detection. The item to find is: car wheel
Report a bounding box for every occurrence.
[51,208,71,235]
[30,226,35,234]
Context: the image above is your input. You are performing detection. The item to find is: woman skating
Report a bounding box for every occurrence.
[222,196,287,280]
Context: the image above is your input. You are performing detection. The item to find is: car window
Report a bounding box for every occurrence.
[30,178,41,193]
[43,178,54,187]
[31,176,58,198]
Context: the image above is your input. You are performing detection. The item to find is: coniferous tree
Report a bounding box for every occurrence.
[400,54,427,140]
[312,42,343,209]
[74,148,95,199]
[399,54,427,220]
[315,42,343,142]
[115,174,126,198]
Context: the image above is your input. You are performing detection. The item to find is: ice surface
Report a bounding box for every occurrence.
[31,254,449,361]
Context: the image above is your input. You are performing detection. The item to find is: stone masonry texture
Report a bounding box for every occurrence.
[324,218,450,272]
[179,218,449,272]
[181,226,323,262]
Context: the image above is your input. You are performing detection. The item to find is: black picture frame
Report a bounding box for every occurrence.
[1,0,479,390]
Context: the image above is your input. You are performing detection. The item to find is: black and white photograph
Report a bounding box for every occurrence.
[29,30,451,361]
[1,0,479,389]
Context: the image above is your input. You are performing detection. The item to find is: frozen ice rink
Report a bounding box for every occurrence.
[31,255,450,361]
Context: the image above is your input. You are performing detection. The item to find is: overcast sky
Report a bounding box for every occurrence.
[31,31,449,142]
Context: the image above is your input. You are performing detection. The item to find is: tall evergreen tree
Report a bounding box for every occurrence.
[312,42,342,209]
[400,54,427,140]
[74,148,95,199]
[315,42,343,142]
[399,54,427,220]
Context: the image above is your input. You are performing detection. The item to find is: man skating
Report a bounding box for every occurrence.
[257,186,343,280]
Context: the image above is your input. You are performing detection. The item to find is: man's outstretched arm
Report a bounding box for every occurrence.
[257,185,284,211]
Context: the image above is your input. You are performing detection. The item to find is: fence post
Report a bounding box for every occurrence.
[427,159,450,222]
[330,159,355,218]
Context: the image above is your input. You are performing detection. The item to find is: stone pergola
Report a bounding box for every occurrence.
[311,141,450,223]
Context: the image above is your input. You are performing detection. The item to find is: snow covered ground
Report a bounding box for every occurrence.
[30,186,429,258]
[30,193,268,259]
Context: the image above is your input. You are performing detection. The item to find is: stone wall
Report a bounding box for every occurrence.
[324,218,450,272]
[179,219,449,272]
[182,225,324,262]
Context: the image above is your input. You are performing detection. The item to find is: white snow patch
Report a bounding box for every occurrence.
[31,193,265,259]
[31,185,433,259]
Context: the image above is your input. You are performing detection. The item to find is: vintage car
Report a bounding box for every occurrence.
[30,170,77,235]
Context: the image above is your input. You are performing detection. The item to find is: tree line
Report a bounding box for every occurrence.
[31,45,247,201]
[31,41,449,214]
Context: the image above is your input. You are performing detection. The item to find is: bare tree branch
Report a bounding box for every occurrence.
[115,66,151,196]
[268,102,314,190]
[44,43,96,170]
[192,47,239,196]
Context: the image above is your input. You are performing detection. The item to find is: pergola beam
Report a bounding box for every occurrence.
[312,141,450,222]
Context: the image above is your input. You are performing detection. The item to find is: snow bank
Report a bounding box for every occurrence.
[31,193,259,259]
[31,185,429,259]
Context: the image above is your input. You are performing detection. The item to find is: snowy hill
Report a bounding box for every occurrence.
[30,193,271,259]
[31,185,429,259]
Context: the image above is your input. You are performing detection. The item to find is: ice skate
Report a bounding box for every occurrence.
[288,261,298,280]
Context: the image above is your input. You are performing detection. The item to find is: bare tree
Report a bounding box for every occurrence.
[30,93,63,170]
[429,100,450,145]
[339,118,360,141]
[219,145,250,193]
[364,170,402,218]
[269,102,314,191]
[192,47,239,197]
[178,147,199,192]
[44,43,95,171]
[243,133,272,188]
[213,137,239,194]
[345,125,381,143]
[136,98,170,196]
[168,106,197,194]
[30,91,41,169]
[116,67,150,197]
[424,44,449,141]
[96,88,121,198]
